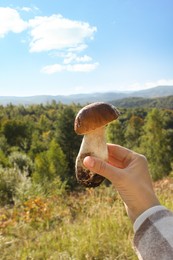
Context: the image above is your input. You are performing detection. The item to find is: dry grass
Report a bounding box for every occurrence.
[0,178,173,260]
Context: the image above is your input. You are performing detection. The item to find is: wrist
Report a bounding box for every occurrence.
[129,198,160,223]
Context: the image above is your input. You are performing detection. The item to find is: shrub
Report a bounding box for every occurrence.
[0,167,23,206]
[9,151,34,175]
[15,175,67,203]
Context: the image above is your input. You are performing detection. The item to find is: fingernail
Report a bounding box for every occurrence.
[83,156,95,168]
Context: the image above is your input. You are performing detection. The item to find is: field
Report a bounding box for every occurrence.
[0,177,173,260]
[0,103,172,259]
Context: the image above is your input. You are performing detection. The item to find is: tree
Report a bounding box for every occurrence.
[38,114,52,132]
[55,105,82,187]
[140,108,171,180]
[124,115,144,149]
[2,119,32,151]
[33,139,68,183]
[29,130,48,159]
[47,139,68,182]
[107,120,125,146]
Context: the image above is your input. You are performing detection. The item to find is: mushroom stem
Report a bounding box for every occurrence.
[75,126,107,187]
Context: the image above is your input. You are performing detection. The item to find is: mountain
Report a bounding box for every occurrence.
[0,85,173,106]
[0,92,127,105]
[128,85,173,98]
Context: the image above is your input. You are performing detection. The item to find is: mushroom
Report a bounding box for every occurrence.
[74,102,120,188]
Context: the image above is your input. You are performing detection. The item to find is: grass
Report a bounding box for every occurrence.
[1,178,173,260]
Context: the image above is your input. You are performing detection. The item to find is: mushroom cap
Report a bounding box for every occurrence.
[74,102,120,135]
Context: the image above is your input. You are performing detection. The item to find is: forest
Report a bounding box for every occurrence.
[0,101,173,259]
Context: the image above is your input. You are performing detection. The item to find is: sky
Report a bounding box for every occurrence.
[0,0,173,96]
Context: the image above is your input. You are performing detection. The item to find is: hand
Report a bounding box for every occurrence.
[83,143,160,223]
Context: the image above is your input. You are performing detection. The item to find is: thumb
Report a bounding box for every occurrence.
[83,156,122,183]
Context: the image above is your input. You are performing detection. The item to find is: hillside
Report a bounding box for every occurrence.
[111,95,173,109]
[128,85,173,98]
[0,85,173,105]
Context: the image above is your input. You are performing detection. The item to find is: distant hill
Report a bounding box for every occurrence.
[0,85,173,106]
[111,95,173,109]
[128,85,173,98]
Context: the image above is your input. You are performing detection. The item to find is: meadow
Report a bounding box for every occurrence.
[1,176,173,260]
[0,103,173,259]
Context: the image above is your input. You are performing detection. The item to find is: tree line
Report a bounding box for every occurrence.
[0,102,173,205]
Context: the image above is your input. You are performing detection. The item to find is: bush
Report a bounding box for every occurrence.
[15,176,67,203]
[0,165,68,206]
[39,176,67,197]
[0,167,23,206]
[9,151,34,175]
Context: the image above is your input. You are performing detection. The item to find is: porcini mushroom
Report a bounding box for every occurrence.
[74,102,120,187]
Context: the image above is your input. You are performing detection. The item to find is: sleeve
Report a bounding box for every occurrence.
[133,207,173,260]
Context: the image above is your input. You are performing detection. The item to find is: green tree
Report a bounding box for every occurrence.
[33,139,68,183]
[2,119,31,151]
[124,115,144,149]
[107,120,125,146]
[0,135,9,155]
[47,139,68,182]
[0,150,8,167]
[29,130,48,159]
[140,108,171,180]
[33,151,49,181]
[56,105,82,187]
[38,114,52,132]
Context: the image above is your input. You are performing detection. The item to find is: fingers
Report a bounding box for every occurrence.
[83,156,122,183]
[107,143,133,160]
[83,144,135,182]
[107,143,135,167]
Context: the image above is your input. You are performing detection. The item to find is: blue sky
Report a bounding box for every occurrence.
[0,0,173,96]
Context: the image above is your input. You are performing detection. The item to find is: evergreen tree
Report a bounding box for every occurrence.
[55,105,82,188]
[33,139,68,183]
[107,120,125,146]
[124,115,144,149]
[2,119,32,151]
[47,139,68,182]
[140,108,171,180]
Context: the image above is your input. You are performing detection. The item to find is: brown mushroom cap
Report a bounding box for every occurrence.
[74,102,120,135]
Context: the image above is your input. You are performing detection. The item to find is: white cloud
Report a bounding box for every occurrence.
[145,79,173,88]
[0,7,98,73]
[28,14,98,73]
[20,6,40,13]
[128,79,173,91]
[68,63,99,72]
[74,85,85,93]
[68,44,88,53]
[41,62,99,74]
[20,7,32,12]
[128,82,142,91]
[0,7,28,37]
[41,64,64,73]
[63,53,92,64]
[28,14,97,53]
